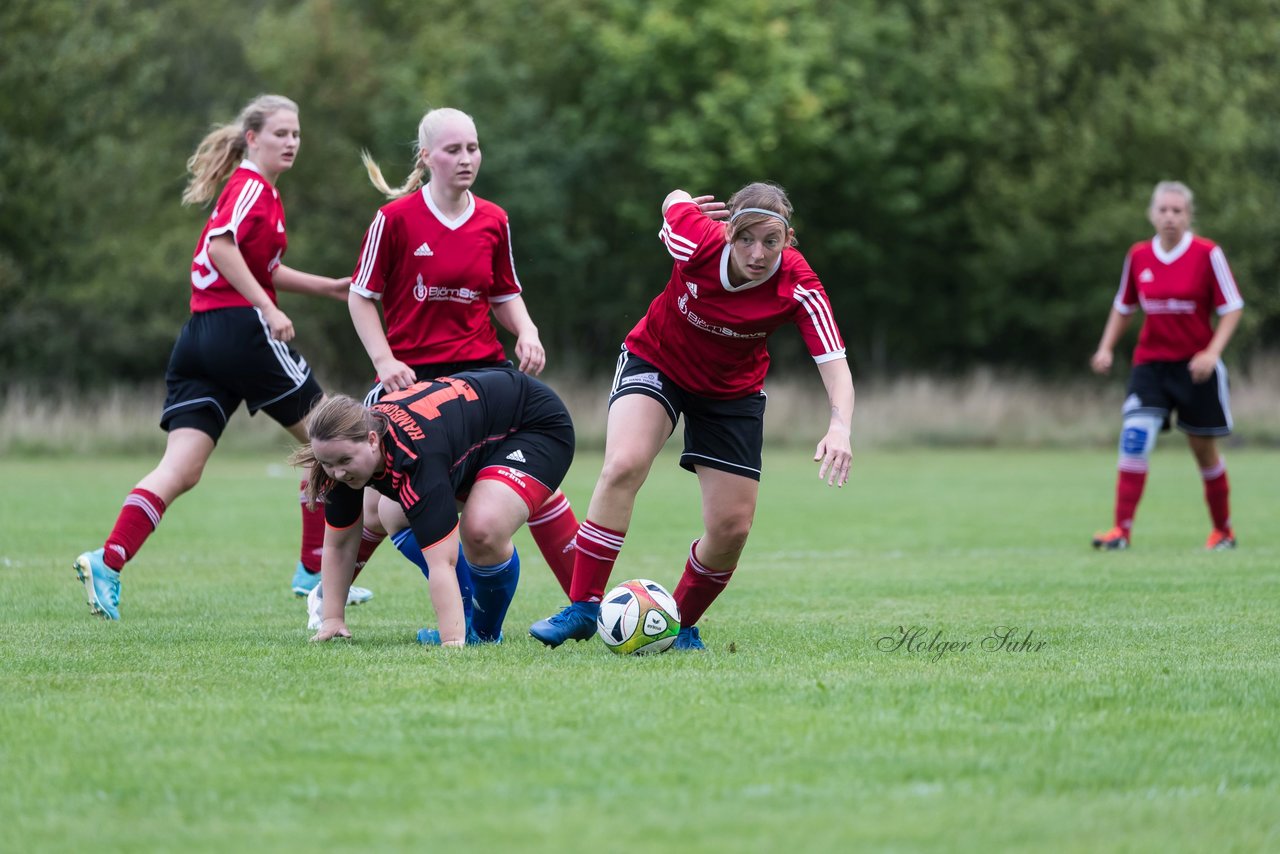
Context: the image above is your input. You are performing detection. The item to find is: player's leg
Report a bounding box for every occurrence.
[530,392,671,647]
[374,496,476,642]
[75,426,217,620]
[669,392,765,649]
[457,479,534,641]
[1178,361,1234,549]
[525,489,578,596]
[1094,365,1166,550]
[671,467,759,647]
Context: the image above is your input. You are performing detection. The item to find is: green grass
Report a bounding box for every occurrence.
[2,447,1278,852]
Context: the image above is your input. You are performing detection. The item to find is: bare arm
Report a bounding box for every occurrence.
[274,263,350,302]
[311,521,361,642]
[207,234,294,341]
[814,358,855,487]
[421,529,467,646]
[1189,308,1242,382]
[349,290,416,392]
[491,296,545,375]
[1090,307,1135,375]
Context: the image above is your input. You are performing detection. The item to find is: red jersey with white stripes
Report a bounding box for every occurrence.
[189,162,286,313]
[625,200,845,399]
[1113,233,1244,364]
[350,188,522,366]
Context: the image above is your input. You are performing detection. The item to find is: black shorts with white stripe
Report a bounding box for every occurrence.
[609,346,766,481]
[160,306,323,440]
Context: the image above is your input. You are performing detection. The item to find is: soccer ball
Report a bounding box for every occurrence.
[596,579,681,655]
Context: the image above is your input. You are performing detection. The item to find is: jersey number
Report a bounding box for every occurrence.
[192,239,218,290]
[382,378,479,421]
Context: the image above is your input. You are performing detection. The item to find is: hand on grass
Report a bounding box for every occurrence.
[311,618,352,642]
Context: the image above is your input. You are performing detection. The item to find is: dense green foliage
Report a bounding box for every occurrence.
[3,0,1278,388]
[3,448,1279,849]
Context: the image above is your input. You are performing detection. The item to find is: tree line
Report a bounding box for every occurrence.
[3,0,1277,391]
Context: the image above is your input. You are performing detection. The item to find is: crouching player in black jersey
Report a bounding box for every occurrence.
[290,369,574,646]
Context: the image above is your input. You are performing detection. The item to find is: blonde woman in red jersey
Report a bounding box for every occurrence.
[531,182,855,651]
[335,108,580,637]
[1090,181,1244,551]
[72,94,371,620]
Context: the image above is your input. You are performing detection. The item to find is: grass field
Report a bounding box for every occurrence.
[2,447,1278,852]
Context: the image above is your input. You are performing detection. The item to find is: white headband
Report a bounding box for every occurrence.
[729,207,790,229]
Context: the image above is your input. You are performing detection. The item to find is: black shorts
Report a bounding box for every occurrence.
[160,307,323,440]
[361,359,512,407]
[464,370,576,496]
[609,347,765,481]
[1124,360,1232,436]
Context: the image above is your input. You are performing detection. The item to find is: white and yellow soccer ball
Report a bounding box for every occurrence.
[596,578,681,655]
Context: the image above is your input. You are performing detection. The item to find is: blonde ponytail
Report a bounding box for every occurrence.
[183,94,299,206]
[361,149,426,200]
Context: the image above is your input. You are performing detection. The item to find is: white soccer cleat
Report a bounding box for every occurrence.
[307,583,374,629]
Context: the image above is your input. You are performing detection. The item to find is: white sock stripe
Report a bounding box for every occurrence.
[1200,461,1227,480]
[361,528,386,542]
[122,494,162,527]
[577,522,624,552]
[107,544,127,561]
[579,520,624,543]
[574,543,619,562]
[1117,459,1149,474]
[527,493,569,525]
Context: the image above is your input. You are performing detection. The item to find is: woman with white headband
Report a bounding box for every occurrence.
[530,182,855,651]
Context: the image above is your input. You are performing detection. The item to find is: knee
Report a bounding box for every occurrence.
[705,510,754,553]
[163,459,206,495]
[597,451,652,494]
[1118,412,1161,465]
[459,511,513,558]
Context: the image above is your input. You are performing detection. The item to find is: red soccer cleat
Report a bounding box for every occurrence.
[1091,527,1130,551]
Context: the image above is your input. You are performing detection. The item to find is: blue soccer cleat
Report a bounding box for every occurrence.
[291,562,320,596]
[673,626,705,651]
[528,602,599,648]
[293,561,373,605]
[416,624,489,646]
[74,549,121,620]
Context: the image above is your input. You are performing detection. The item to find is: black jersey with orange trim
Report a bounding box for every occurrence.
[323,368,538,549]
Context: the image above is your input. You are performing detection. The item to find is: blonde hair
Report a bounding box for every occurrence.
[1149,180,1195,217]
[726,182,798,247]
[183,94,299,205]
[362,107,478,199]
[287,395,388,509]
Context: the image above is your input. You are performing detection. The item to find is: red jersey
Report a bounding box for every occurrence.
[1113,233,1244,364]
[624,200,845,398]
[350,188,523,366]
[189,162,286,313]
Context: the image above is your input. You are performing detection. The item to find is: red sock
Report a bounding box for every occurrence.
[299,479,325,574]
[352,527,385,580]
[1114,466,1147,535]
[527,492,578,596]
[569,519,626,603]
[103,488,167,571]
[672,539,734,628]
[1201,461,1231,532]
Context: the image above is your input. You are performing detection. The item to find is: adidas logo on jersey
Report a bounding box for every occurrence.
[506,449,527,463]
[414,242,433,257]
[685,280,699,298]
[1138,268,1154,283]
